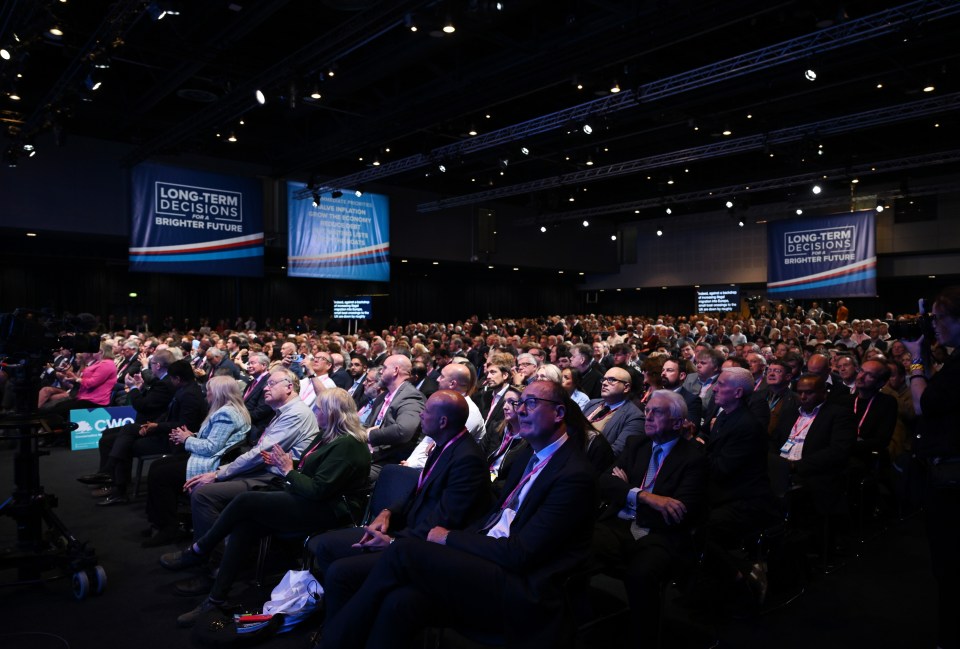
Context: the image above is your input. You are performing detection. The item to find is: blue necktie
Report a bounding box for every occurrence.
[642,445,663,492]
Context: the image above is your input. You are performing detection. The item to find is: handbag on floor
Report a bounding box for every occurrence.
[262,569,324,633]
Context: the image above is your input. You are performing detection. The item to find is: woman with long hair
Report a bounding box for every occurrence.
[167,388,371,627]
[143,376,250,545]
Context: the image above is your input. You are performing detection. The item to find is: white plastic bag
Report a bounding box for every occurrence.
[262,570,323,633]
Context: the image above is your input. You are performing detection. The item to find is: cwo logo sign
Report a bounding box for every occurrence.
[70,407,136,451]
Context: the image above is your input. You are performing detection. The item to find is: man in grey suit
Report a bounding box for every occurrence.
[365,355,426,474]
[582,366,645,456]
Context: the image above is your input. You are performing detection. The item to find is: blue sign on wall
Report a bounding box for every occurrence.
[129,162,264,276]
[767,210,877,298]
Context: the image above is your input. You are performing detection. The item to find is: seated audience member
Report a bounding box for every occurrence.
[850,360,897,472]
[308,390,490,623]
[77,350,175,486]
[702,366,779,605]
[638,355,665,405]
[835,354,860,395]
[700,357,771,439]
[169,388,371,627]
[563,393,615,476]
[316,380,597,649]
[881,359,916,461]
[806,352,851,405]
[143,376,250,546]
[203,347,243,382]
[364,355,426,476]
[410,358,439,399]
[355,367,383,422]
[300,351,337,407]
[343,354,368,405]
[511,352,541,387]
[241,352,273,445]
[582,366,645,456]
[561,366,591,411]
[534,363,563,384]
[763,359,801,436]
[594,390,707,649]
[93,359,207,506]
[41,340,117,417]
[771,373,856,520]
[111,340,142,405]
[689,348,724,411]
[486,386,525,484]
[659,358,703,435]
[473,352,513,446]
[329,352,352,389]
[570,343,603,399]
[160,368,317,595]
[746,351,768,392]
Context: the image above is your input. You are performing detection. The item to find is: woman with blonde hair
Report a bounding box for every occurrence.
[166,387,371,627]
[143,375,250,546]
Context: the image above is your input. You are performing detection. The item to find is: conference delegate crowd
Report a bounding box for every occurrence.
[3,291,958,649]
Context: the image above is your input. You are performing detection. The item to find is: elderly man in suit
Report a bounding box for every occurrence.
[241,352,274,445]
[316,380,596,649]
[594,389,707,649]
[582,366,645,456]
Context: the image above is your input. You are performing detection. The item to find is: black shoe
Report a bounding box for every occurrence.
[174,573,215,596]
[77,472,112,485]
[96,493,129,506]
[91,486,113,498]
[142,526,183,548]
[161,545,206,571]
[177,597,225,628]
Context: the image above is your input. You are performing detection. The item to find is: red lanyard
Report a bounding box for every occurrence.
[854,395,875,438]
[790,412,817,441]
[499,454,551,511]
[417,431,466,493]
[297,437,325,470]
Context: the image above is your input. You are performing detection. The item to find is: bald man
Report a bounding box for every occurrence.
[365,354,426,472]
[309,389,489,623]
[582,366,645,456]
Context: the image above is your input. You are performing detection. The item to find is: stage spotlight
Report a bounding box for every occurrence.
[520,146,530,155]
[540,226,547,233]
[725,200,734,209]
[582,220,589,227]
[355,189,363,197]
[796,208,803,215]
[812,184,822,194]
[665,208,672,215]
[311,192,321,207]
[443,17,456,33]
[255,89,266,105]
[656,230,663,237]
[610,81,621,93]
[805,68,817,81]
[0,48,10,61]
[582,123,593,135]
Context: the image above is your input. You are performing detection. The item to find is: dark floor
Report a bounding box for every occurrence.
[0,437,939,649]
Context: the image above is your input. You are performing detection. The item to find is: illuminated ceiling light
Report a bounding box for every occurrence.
[0,48,10,61]
[148,2,168,20]
[442,17,456,33]
[656,230,663,237]
[540,226,547,233]
[354,189,363,197]
[499,158,509,169]
[85,74,102,91]
[520,146,530,155]
[432,261,439,265]
[721,128,732,136]
[9,91,21,101]
[579,272,585,276]
[568,195,575,202]
[26,232,37,237]
[311,191,320,207]
[495,2,504,10]
[581,123,593,135]
[804,68,817,81]
[876,83,883,89]
[609,81,621,93]
[796,208,803,215]
[725,200,734,209]
[49,26,64,37]
[610,235,617,241]
[255,89,266,105]
[851,178,859,184]
[467,126,478,136]
[372,158,381,167]
[582,220,589,227]
[437,163,446,172]
[485,113,491,119]
[326,68,336,78]
[875,200,885,213]
[227,131,237,142]
[665,208,672,215]
[331,190,343,199]
[923,83,935,92]
[513,267,519,271]
[811,184,822,194]
[558,271,564,274]
[666,177,674,185]
[128,292,138,298]
[585,156,594,166]
[404,14,417,32]
[309,84,322,100]
[738,220,745,227]
[576,82,584,90]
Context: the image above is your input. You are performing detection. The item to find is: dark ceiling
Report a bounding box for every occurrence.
[2,0,960,224]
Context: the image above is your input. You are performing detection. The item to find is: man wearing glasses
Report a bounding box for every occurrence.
[582,367,645,456]
[317,380,596,649]
[160,368,318,593]
[511,352,540,387]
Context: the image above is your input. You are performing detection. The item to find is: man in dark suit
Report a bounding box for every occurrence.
[317,380,597,649]
[703,367,778,600]
[112,340,142,405]
[763,359,801,436]
[571,343,603,399]
[309,390,491,622]
[79,349,176,487]
[582,366,645,456]
[660,358,703,436]
[241,352,274,445]
[772,373,856,516]
[204,347,242,381]
[365,355,426,472]
[699,358,771,440]
[594,389,707,649]
[329,352,352,389]
[473,352,513,452]
[806,353,852,406]
[343,353,368,407]
[411,360,439,400]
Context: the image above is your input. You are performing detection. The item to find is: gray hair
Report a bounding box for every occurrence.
[720,366,754,396]
[648,389,688,421]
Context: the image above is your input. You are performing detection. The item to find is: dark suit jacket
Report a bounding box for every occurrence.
[243,373,274,444]
[151,381,207,437]
[128,375,175,425]
[704,405,772,509]
[598,435,707,542]
[416,375,439,400]
[391,431,491,539]
[209,357,243,381]
[772,401,856,512]
[473,387,508,446]
[583,398,645,456]
[675,386,703,432]
[446,437,597,648]
[367,381,426,465]
[852,391,898,464]
[579,365,604,400]
[330,367,352,390]
[699,391,770,440]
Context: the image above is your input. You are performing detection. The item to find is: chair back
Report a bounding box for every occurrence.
[361,463,420,525]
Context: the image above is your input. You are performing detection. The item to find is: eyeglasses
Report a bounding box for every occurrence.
[511,396,563,411]
[266,378,291,388]
[601,376,630,385]
[517,362,536,368]
[316,356,332,363]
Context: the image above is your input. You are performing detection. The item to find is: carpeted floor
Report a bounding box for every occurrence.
[0,437,938,649]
